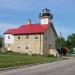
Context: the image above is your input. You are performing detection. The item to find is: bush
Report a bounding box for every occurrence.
[6,51,13,53]
[5,51,28,56]
[47,54,55,57]
[32,54,39,56]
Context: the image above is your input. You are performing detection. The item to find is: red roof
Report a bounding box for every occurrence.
[4,24,50,35]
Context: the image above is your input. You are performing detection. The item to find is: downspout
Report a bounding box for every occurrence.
[40,34,41,55]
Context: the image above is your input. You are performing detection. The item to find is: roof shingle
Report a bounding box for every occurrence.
[4,24,50,35]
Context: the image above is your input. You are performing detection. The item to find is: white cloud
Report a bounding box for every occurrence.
[0,0,74,37]
[54,22,74,38]
[0,23,19,35]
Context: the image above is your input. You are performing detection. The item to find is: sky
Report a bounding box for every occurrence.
[0,0,75,38]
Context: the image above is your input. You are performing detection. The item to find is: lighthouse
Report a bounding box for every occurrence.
[39,8,53,24]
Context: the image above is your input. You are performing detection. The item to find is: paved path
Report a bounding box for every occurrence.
[0,59,75,75]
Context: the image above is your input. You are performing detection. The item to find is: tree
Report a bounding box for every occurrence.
[56,33,75,54]
[66,34,75,53]
[67,34,75,48]
[55,37,67,55]
[0,36,3,49]
[56,37,66,49]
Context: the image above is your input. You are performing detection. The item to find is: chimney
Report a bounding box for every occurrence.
[28,19,32,24]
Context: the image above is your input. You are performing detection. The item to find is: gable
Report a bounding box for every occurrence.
[43,23,57,37]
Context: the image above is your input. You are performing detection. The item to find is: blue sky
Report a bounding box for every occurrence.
[0,0,75,38]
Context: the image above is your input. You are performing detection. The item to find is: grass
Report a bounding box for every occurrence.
[0,52,61,68]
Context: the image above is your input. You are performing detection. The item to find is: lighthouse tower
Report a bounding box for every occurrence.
[39,8,53,24]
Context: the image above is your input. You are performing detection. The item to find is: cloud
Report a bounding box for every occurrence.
[0,0,74,38]
[0,23,19,35]
[54,22,74,38]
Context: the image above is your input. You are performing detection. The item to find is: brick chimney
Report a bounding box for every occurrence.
[28,19,32,24]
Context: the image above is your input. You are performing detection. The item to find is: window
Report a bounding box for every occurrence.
[26,46,28,49]
[18,46,20,48]
[17,44,20,48]
[8,44,10,47]
[26,35,29,39]
[18,37,20,39]
[35,35,38,39]
[49,44,51,49]
[45,37,47,40]
[35,37,38,39]
[8,35,10,39]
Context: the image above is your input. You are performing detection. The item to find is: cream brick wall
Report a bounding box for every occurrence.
[4,25,58,56]
[43,25,58,56]
[5,34,44,55]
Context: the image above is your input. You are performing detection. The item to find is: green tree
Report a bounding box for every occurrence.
[66,34,75,48]
[55,36,67,55]
[56,37,66,50]
[66,34,75,53]
[0,36,3,48]
[56,34,75,54]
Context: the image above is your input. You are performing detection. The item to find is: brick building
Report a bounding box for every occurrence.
[4,8,58,56]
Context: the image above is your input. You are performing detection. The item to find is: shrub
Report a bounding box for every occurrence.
[32,54,39,56]
[47,54,55,57]
[5,51,28,56]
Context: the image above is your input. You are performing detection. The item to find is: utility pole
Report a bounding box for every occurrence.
[60,32,62,56]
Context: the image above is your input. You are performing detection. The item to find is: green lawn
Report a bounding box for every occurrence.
[0,52,60,68]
